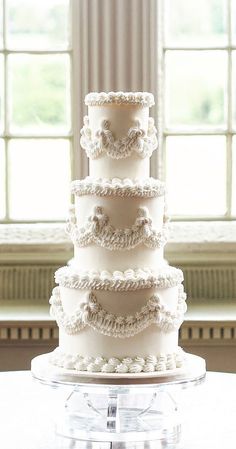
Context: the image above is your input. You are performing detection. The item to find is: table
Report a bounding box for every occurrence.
[0,371,236,449]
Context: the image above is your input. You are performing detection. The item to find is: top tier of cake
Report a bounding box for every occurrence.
[81,92,157,179]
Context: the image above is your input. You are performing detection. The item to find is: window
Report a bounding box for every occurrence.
[159,0,236,220]
[0,0,233,315]
[0,0,72,223]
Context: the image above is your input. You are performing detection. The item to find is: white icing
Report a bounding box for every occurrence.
[80,116,157,160]
[87,93,153,179]
[146,355,157,364]
[49,347,186,373]
[156,362,167,371]
[129,363,143,373]
[50,285,187,337]
[45,92,189,376]
[75,361,87,371]
[71,177,165,198]
[115,363,129,373]
[134,357,145,365]
[108,358,120,366]
[72,193,166,271]
[101,363,116,373]
[73,244,165,273]
[87,363,101,372]
[66,205,168,251]
[85,91,154,107]
[143,363,155,372]
[121,357,133,365]
[55,266,184,291]
[90,154,150,179]
[94,356,106,365]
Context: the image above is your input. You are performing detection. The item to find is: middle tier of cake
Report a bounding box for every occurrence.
[68,177,168,271]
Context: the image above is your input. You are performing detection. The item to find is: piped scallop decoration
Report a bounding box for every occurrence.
[80,116,158,159]
[49,285,187,337]
[66,205,168,250]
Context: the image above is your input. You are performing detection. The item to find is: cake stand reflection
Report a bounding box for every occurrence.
[31,353,205,448]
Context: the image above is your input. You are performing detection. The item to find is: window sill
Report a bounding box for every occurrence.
[168,221,236,263]
[0,222,235,303]
[0,221,235,263]
[1,301,236,347]
[1,299,236,322]
[0,223,73,263]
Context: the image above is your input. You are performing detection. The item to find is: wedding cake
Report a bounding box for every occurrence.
[48,92,187,375]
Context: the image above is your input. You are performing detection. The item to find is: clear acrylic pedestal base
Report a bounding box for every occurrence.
[31,353,206,448]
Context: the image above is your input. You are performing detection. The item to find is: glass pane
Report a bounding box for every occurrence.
[232,137,236,215]
[0,0,3,50]
[165,0,227,47]
[6,0,70,50]
[0,54,4,134]
[8,139,71,220]
[231,51,236,130]
[165,51,227,128]
[8,54,71,134]
[232,0,236,45]
[0,139,5,219]
[166,136,226,216]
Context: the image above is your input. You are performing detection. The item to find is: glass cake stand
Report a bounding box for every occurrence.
[31,353,206,448]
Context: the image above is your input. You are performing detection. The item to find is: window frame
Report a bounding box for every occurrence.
[0,0,235,245]
[0,0,78,224]
[156,0,236,222]
[0,0,235,315]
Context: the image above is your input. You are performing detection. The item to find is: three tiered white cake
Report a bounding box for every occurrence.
[49,92,187,375]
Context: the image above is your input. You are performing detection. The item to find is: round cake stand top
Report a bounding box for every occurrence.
[31,352,206,391]
[31,352,206,444]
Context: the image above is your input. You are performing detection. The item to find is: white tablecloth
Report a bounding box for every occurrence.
[0,371,236,449]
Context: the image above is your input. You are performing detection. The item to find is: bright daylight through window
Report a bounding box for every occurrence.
[162,0,236,219]
[0,0,71,223]
[1,0,235,223]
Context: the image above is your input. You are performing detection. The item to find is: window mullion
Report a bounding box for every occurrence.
[164,45,235,51]
[1,1,73,224]
[70,0,80,182]
[226,0,233,217]
[164,129,229,136]
[1,134,73,139]
[161,0,233,220]
[5,138,9,222]
[2,0,6,48]
[155,0,165,181]
[3,0,9,221]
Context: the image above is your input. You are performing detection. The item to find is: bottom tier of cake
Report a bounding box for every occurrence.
[50,266,186,373]
[49,265,187,374]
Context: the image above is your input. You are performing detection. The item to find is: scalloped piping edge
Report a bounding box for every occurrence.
[66,206,168,250]
[80,117,158,160]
